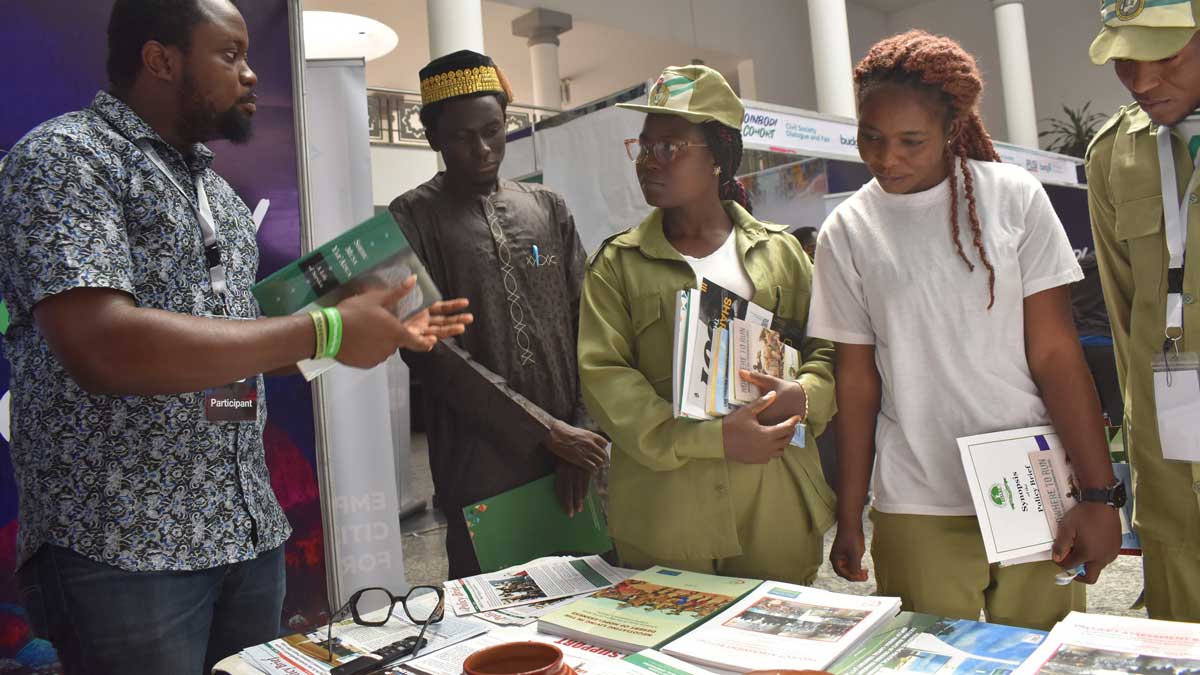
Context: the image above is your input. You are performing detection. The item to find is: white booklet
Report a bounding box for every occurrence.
[592,649,719,675]
[661,581,901,673]
[958,425,1078,565]
[1012,611,1200,674]
[444,555,627,616]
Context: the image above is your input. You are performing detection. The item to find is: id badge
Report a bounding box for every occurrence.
[203,379,258,422]
[1152,349,1200,462]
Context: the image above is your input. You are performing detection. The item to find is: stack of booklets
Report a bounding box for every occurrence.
[253,211,441,380]
[672,278,806,444]
[537,566,760,652]
[1011,611,1200,674]
[660,581,901,673]
[828,612,1048,675]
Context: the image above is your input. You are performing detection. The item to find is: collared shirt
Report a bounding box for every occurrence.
[0,91,289,572]
[1086,103,1200,549]
[578,202,836,563]
[389,174,591,510]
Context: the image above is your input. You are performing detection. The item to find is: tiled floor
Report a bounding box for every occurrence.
[400,434,1145,618]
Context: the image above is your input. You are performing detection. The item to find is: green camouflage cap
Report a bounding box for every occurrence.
[1091,0,1200,64]
[617,65,744,130]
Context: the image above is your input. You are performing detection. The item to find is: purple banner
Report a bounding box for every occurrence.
[0,1,328,668]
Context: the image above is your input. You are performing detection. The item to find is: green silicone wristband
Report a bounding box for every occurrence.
[322,306,342,359]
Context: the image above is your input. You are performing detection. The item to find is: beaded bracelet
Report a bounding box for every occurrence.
[309,309,327,360]
[321,306,343,359]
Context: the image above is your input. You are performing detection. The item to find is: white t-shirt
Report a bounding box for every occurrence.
[808,159,1083,515]
[681,230,755,301]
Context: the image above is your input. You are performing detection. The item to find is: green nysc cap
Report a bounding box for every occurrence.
[617,65,744,131]
[1090,0,1200,64]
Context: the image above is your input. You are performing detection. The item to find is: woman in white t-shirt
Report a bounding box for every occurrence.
[808,31,1121,630]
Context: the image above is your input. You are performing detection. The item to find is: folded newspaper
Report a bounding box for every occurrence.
[444,555,627,616]
[662,581,901,673]
[240,603,486,675]
[1012,611,1200,675]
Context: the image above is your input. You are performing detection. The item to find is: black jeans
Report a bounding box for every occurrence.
[18,544,285,675]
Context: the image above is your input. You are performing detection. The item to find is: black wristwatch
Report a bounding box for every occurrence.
[1074,478,1127,508]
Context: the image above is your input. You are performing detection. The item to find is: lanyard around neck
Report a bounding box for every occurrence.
[1156,125,1200,341]
[134,140,229,300]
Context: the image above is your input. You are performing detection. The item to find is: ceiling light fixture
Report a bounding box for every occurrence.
[302,11,399,62]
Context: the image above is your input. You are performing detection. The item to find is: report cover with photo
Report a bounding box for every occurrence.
[663,581,901,673]
[829,612,1047,675]
[538,566,758,653]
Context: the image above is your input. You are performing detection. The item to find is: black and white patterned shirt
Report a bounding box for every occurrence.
[0,91,290,572]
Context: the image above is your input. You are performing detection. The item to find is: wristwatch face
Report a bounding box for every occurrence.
[1111,480,1128,508]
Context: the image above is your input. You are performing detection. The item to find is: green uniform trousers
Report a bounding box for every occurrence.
[870,510,1085,631]
[614,460,826,585]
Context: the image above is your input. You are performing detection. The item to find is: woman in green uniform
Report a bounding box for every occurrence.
[577,65,836,583]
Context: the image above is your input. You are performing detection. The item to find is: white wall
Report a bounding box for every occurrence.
[370,144,439,208]
[882,0,1131,145]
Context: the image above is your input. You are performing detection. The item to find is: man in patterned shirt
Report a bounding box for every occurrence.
[0,1,469,673]
[389,50,607,579]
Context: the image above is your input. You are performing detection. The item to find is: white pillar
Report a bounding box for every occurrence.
[737,59,758,101]
[993,0,1039,148]
[426,0,484,60]
[513,8,573,111]
[806,0,856,118]
[529,42,562,110]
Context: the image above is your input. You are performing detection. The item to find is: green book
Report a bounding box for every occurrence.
[252,212,440,379]
[463,474,612,573]
[536,566,760,653]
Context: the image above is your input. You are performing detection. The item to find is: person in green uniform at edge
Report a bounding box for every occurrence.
[577,65,836,583]
[1088,0,1200,622]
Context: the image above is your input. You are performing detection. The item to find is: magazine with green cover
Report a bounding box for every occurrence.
[463,474,612,573]
[252,211,440,380]
[537,566,760,653]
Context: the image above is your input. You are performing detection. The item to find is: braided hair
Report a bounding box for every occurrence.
[854,30,1001,309]
[701,121,753,214]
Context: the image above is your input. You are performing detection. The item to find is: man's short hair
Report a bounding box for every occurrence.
[106,0,236,93]
[794,227,817,248]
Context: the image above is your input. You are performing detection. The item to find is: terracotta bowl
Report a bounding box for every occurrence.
[462,641,574,675]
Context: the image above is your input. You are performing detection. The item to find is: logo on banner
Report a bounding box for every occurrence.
[1116,0,1144,21]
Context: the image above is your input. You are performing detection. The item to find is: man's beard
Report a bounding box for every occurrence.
[214,104,253,144]
[181,76,254,145]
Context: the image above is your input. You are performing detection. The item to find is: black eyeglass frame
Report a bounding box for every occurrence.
[324,584,446,663]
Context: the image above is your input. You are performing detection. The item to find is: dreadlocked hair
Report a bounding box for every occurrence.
[854,30,1001,309]
[701,121,753,214]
